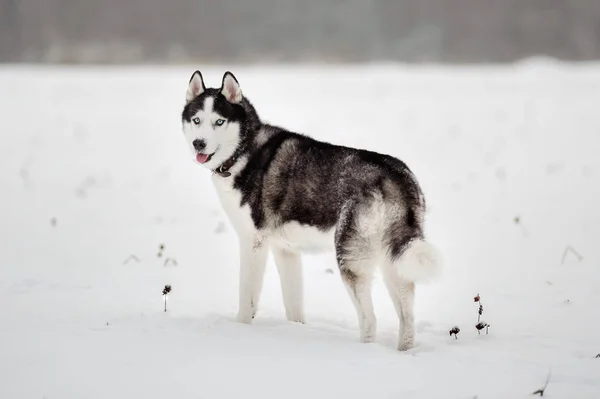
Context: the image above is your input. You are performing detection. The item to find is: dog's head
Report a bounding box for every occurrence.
[181,71,245,169]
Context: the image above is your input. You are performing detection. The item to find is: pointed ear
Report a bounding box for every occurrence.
[220,71,242,104]
[186,71,205,103]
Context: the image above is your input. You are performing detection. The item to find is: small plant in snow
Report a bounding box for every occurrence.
[474,293,482,321]
[164,257,178,267]
[561,245,583,264]
[449,326,460,339]
[532,370,551,396]
[474,293,490,334]
[157,244,178,267]
[122,254,140,264]
[475,321,490,335]
[162,284,172,312]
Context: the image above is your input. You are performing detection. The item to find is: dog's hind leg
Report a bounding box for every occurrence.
[335,201,377,343]
[236,233,269,324]
[339,261,377,343]
[380,264,415,351]
[272,246,305,324]
[384,232,443,350]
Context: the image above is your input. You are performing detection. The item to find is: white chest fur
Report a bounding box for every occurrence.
[211,172,254,236]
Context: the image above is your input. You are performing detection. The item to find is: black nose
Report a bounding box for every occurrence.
[192,139,206,151]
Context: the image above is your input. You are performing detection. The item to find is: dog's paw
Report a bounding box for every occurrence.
[397,338,414,351]
[360,324,377,343]
[360,334,377,343]
[285,310,306,324]
[236,311,254,324]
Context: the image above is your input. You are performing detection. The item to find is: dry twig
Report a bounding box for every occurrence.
[474,294,490,334]
[164,257,178,267]
[123,254,140,264]
[561,245,583,264]
[532,370,551,396]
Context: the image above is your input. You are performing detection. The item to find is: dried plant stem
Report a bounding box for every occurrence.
[533,370,551,396]
[122,254,140,264]
[164,257,178,267]
[162,285,172,312]
[561,245,583,264]
[449,326,460,339]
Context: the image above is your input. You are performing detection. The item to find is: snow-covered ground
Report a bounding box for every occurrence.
[1,61,599,398]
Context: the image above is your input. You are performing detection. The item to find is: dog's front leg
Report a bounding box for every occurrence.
[236,233,269,324]
[272,246,305,323]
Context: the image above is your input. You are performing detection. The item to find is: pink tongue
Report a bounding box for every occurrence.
[196,153,209,163]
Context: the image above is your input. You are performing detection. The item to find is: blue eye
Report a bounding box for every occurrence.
[215,119,226,126]
[192,117,201,125]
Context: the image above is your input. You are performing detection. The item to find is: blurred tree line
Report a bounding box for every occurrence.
[1,0,599,63]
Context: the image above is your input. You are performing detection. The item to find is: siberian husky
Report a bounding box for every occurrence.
[180,70,443,351]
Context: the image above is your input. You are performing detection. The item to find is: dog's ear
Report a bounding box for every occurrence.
[186,71,205,103]
[220,71,242,104]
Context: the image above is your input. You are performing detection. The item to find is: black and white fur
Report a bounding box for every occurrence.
[181,71,443,351]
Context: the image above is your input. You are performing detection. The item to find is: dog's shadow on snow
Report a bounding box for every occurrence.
[205,312,440,354]
[109,310,456,355]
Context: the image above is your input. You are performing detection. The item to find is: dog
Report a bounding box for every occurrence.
[180,70,443,351]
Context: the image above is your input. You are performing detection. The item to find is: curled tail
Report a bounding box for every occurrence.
[394,238,444,283]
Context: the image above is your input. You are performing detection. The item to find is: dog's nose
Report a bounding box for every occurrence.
[192,139,206,151]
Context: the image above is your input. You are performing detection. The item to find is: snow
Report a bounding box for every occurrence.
[1,61,600,398]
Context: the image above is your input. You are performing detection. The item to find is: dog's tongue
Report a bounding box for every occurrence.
[196,153,209,164]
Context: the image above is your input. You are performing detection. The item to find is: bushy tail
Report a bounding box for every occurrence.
[394,238,444,283]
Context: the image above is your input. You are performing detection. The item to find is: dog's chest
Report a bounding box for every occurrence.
[212,175,254,234]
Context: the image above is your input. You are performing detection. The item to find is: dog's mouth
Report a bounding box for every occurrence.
[195,151,215,164]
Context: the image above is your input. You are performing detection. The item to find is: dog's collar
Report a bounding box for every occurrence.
[213,155,238,177]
